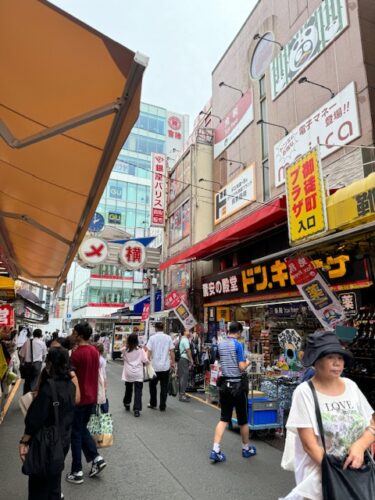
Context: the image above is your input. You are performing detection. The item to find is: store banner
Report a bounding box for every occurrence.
[165,290,197,330]
[270,0,348,100]
[215,165,255,224]
[286,148,328,245]
[274,82,360,187]
[141,303,150,321]
[214,89,254,160]
[0,304,15,327]
[150,153,166,227]
[285,256,346,331]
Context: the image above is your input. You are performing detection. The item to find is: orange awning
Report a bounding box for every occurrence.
[0,0,147,289]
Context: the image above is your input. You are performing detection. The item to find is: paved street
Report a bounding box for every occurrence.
[0,362,294,500]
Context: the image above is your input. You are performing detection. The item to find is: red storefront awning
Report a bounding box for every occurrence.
[160,197,286,270]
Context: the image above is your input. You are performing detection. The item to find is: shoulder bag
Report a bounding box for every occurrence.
[87,405,113,448]
[20,339,37,380]
[143,362,156,382]
[22,379,65,476]
[308,380,375,500]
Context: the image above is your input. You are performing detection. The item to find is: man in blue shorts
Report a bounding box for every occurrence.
[209,321,256,463]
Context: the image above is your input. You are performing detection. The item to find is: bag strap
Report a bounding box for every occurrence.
[47,379,60,426]
[30,338,33,363]
[308,380,327,452]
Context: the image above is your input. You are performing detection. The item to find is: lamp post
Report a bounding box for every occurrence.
[199,111,222,122]
[198,178,222,189]
[219,157,246,169]
[253,33,283,50]
[298,77,335,99]
[218,81,244,97]
[256,119,289,136]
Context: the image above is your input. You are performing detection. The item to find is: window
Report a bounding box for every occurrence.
[135,112,166,135]
[169,200,190,244]
[124,134,165,155]
[113,155,151,179]
[259,76,270,201]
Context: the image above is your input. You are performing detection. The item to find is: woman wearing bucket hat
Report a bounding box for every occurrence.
[280,330,375,500]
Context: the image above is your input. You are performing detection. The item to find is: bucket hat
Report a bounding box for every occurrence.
[302,330,353,367]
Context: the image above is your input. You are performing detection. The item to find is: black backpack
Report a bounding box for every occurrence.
[174,341,181,363]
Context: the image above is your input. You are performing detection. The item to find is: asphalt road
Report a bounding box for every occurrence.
[0,361,295,500]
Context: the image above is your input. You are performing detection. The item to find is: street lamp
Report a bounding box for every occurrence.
[218,81,244,97]
[256,119,289,136]
[219,157,246,168]
[253,33,283,50]
[298,77,335,99]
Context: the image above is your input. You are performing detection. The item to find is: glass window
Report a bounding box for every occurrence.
[260,76,266,99]
[137,185,147,204]
[262,159,270,201]
[124,134,165,155]
[135,112,166,135]
[126,208,136,228]
[127,183,137,203]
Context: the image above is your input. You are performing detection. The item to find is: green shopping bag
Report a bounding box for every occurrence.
[87,406,113,448]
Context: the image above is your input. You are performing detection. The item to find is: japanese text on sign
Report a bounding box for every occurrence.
[119,241,146,270]
[150,153,166,227]
[286,148,328,244]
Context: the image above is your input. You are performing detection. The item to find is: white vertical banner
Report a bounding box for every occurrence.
[150,153,166,227]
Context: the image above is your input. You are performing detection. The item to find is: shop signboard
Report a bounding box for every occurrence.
[327,172,375,230]
[274,82,360,187]
[250,33,275,80]
[215,165,256,224]
[338,292,357,316]
[0,277,16,301]
[213,89,254,159]
[0,304,14,327]
[165,290,197,330]
[286,256,346,330]
[108,212,122,225]
[150,153,166,227]
[270,0,348,100]
[119,241,146,270]
[78,237,108,266]
[285,148,328,244]
[202,253,371,303]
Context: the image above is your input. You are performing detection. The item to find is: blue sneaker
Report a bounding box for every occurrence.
[242,445,257,458]
[210,449,226,463]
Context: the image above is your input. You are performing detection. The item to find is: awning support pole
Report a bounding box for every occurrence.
[0,211,72,245]
[0,100,122,149]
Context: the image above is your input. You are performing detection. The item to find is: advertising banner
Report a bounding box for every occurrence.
[285,256,346,330]
[150,153,166,227]
[214,165,255,224]
[214,89,254,159]
[164,291,197,330]
[0,304,15,327]
[286,148,328,244]
[274,82,360,187]
[270,0,348,99]
[141,303,150,321]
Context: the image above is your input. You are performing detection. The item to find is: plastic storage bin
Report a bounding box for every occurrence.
[248,397,278,425]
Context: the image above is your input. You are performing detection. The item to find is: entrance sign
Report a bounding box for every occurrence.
[270,0,348,99]
[274,82,360,187]
[286,256,345,331]
[285,148,328,245]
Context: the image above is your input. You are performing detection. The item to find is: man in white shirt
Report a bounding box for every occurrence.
[146,322,175,411]
[19,328,47,394]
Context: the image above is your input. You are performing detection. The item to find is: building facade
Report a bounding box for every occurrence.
[65,102,189,332]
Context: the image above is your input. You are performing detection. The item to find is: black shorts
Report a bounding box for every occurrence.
[219,380,248,426]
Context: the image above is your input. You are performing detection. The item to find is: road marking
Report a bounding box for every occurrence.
[188,393,220,411]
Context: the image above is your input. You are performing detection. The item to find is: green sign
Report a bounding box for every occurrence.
[108,212,122,225]
[270,0,348,100]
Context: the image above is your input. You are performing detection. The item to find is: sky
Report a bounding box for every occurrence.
[51,0,257,123]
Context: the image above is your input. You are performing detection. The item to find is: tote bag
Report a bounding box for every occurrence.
[88,406,113,448]
[143,363,156,382]
[308,381,375,500]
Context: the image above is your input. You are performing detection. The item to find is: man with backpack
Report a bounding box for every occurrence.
[177,330,194,402]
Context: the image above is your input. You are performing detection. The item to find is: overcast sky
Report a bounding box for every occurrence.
[51,0,257,123]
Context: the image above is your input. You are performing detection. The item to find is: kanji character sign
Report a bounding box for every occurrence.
[285,148,328,245]
[119,241,146,270]
[78,237,108,266]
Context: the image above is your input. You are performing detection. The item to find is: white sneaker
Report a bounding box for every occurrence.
[89,456,106,477]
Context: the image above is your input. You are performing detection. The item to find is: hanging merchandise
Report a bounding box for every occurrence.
[285,256,346,331]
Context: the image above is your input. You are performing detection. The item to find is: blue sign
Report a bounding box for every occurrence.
[88,212,105,232]
[109,185,123,199]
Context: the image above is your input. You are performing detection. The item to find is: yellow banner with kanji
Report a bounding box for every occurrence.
[286,148,328,245]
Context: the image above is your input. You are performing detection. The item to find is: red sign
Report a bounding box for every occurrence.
[151,153,166,227]
[0,305,14,327]
[168,116,182,130]
[141,304,150,321]
[165,291,182,310]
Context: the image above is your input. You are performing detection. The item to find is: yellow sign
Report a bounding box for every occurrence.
[286,148,328,244]
[327,172,375,230]
[216,307,230,322]
[0,277,16,300]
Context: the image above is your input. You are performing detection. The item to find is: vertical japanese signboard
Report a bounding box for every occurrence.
[274,82,360,187]
[141,303,150,321]
[286,256,345,330]
[165,291,197,330]
[0,304,15,327]
[286,148,328,245]
[270,0,348,99]
[151,153,166,227]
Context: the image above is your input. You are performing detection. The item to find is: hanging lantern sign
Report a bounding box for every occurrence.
[119,241,146,270]
[78,237,108,266]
